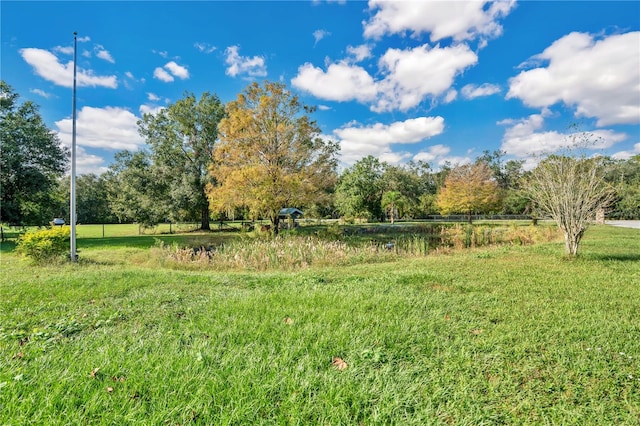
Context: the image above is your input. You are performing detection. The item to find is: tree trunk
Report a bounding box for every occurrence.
[200,206,211,231]
[563,231,580,257]
[272,215,280,236]
[467,211,473,224]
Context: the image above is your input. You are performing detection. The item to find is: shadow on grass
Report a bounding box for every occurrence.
[583,252,640,262]
[0,240,17,254]
[0,234,230,256]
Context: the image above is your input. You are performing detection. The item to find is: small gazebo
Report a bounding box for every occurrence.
[279,208,303,228]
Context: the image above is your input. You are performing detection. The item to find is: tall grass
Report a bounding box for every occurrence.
[154,224,561,271]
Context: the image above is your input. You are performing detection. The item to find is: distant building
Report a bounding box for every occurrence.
[278,208,303,229]
[278,208,303,220]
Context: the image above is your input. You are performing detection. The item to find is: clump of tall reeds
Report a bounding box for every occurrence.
[152,224,561,271]
[154,236,396,271]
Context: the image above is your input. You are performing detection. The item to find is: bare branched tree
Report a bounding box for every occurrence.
[523,153,615,256]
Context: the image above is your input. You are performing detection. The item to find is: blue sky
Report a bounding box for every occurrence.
[2,1,639,174]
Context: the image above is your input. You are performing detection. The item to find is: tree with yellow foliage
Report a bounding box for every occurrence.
[208,81,339,235]
[436,162,501,223]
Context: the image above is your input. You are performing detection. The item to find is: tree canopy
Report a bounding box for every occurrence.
[1,81,68,225]
[208,81,338,234]
[334,156,385,221]
[523,154,615,256]
[605,154,640,220]
[137,92,225,230]
[56,173,117,224]
[436,162,501,223]
[104,150,170,226]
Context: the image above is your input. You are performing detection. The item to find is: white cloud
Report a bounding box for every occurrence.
[20,48,117,88]
[335,116,445,164]
[346,44,372,62]
[95,45,115,63]
[153,61,190,82]
[612,143,640,160]
[29,88,53,99]
[53,45,74,55]
[194,42,216,53]
[123,71,144,89]
[77,36,91,43]
[224,45,267,78]
[55,106,145,151]
[507,31,640,126]
[292,43,476,112]
[373,43,477,112]
[292,62,378,102]
[313,29,331,45]
[154,67,174,82]
[379,151,412,165]
[164,61,189,79]
[318,105,331,111]
[363,0,516,43]
[147,92,160,101]
[337,116,445,145]
[73,146,108,175]
[413,144,451,162]
[413,145,472,168]
[443,89,457,104]
[499,113,627,158]
[153,50,169,58]
[460,83,501,99]
[139,104,165,116]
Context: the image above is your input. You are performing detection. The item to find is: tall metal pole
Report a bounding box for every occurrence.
[70,32,78,261]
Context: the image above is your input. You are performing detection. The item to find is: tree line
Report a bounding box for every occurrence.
[2,80,639,234]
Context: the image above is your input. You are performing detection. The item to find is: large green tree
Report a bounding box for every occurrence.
[476,150,527,214]
[209,81,338,235]
[1,81,68,225]
[57,174,117,224]
[335,156,385,221]
[138,92,225,230]
[381,190,408,224]
[104,151,170,225]
[605,154,640,219]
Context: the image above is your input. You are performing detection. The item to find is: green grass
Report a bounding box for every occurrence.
[1,225,639,424]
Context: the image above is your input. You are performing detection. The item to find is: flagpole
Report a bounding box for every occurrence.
[70,31,77,262]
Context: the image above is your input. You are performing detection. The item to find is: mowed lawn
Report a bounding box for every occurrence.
[1,225,638,424]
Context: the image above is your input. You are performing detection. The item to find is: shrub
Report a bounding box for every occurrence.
[16,226,70,262]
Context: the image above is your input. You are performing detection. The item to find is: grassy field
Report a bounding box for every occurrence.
[1,224,639,424]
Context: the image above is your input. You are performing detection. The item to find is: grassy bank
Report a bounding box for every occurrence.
[1,225,638,424]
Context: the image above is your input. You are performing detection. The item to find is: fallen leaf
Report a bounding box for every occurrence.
[283,317,294,325]
[106,387,113,393]
[444,315,451,321]
[470,329,483,335]
[90,367,100,378]
[332,357,348,371]
[112,376,126,382]
[12,352,24,360]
